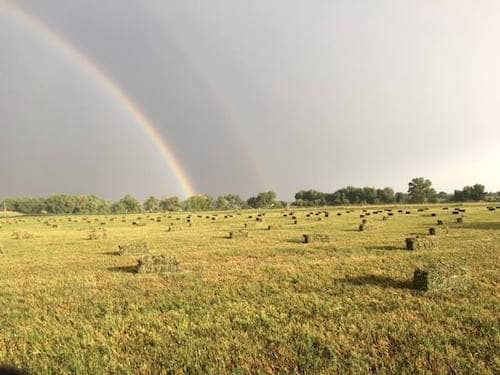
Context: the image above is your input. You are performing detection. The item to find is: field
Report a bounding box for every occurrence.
[0,204,499,374]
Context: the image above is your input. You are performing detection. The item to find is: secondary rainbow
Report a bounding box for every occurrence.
[2,1,196,197]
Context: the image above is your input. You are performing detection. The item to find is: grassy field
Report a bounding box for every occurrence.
[0,204,499,374]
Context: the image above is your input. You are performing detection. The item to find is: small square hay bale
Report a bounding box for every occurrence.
[437,220,444,225]
[267,224,281,230]
[413,268,429,291]
[88,228,107,240]
[429,227,437,236]
[457,217,464,223]
[136,255,179,274]
[337,213,342,216]
[11,231,34,240]
[388,212,394,216]
[361,218,368,224]
[405,236,436,251]
[431,213,437,217]
[117,241,149,256]
[413,261,470,292]
[303,233,330,243]
[229,230,249,239]
[382,216,388,221]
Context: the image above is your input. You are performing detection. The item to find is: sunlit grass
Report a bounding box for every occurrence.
[0,204,498,373]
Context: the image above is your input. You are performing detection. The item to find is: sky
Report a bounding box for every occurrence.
[1,0,499,200]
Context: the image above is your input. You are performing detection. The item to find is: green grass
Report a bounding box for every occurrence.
[0,204,499,373]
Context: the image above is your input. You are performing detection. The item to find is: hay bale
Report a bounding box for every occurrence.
[457,217,464,223]
[412,262,470,292]
[382,216,388,221]
[337,213,342,216]
[431,213,437,217]
[388,212,394,216]
[229,230,249,239]
[11,231,34,240]
[405,236,436,251]
[267,224,281,230]
[413,269,429,291]
[88,228,107,240]
[429,227,437,236]
[136,255,179,274]
[117,241,149,256]
[303,233,329,243]
[361,218,368,224]
[437,220,444,226]
[358,224,366,232]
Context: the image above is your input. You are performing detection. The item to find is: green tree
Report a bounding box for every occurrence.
[183,195,214,211]
[294,190,326,206]
[112,195,142,213]
[408,177,436,203]
[159,196,180,211]
[143,196,160,212]
[247,191,277,208]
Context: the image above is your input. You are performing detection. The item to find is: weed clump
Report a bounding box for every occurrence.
[136,255,179,274]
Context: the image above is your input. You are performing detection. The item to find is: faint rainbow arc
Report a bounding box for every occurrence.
[2,1,196,197]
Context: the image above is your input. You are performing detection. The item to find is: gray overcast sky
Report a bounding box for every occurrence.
[1,0,499,200]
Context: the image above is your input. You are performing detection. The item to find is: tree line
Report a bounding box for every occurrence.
[1,178,498,215]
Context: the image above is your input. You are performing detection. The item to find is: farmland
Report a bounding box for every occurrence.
[0,204,498,373]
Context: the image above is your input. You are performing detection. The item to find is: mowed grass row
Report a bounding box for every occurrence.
[0,204,499,373]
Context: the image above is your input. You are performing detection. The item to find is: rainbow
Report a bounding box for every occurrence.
[2,1,197,197]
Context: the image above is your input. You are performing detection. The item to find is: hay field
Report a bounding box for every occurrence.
[0,204,498,373]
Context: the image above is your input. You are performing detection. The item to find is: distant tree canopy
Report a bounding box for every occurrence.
[247,191,278,208]
[111,195,142,214]
[408,177,437,203]
[453,184,486,202]
[183,195,214,211]
[0,179,496,215]
[294,187,395,206]
[143,196,160,212]
[159,196,181,212]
